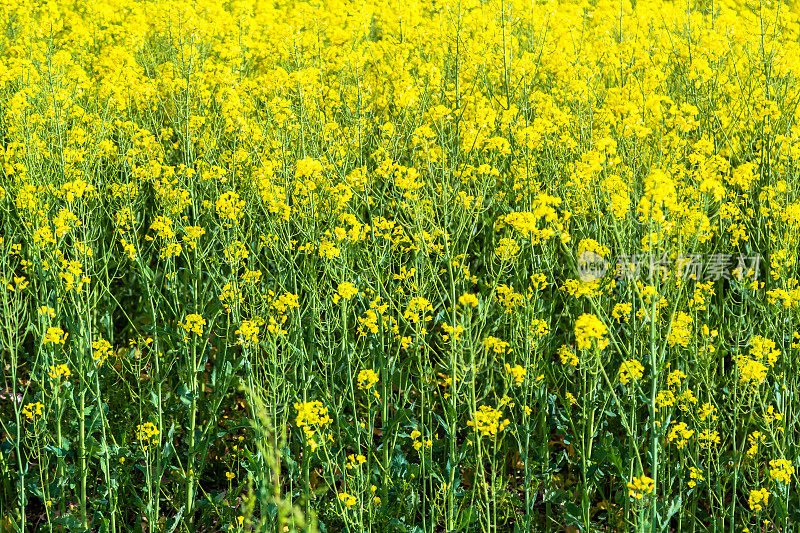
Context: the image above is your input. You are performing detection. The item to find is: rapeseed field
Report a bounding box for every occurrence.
[1,0,800,530]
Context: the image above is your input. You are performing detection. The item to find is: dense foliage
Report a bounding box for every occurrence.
[1,0,800,531]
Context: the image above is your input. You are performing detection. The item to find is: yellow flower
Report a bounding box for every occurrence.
[136,422,160,448]
[697,430,720,448]
[440,322,465,343]
[611,302,632,322]
[58,178,95,202]
[769,459,794,485]
[182,226,206,251]
[179,314,206,336]
[318,240,340,259]
[655,390,676,408]
[666,370,687,388]
[458,293,479,308]
[764,405,783,428]
[495,284,525,313]
[483,336,510,354]
[410,430,433,451]
[667,422,694,449]
[559,345,579,367]
[574,314,609,350]
[38,306,56,319]
[335,282,359,303]
[219,283,243,313]
[667,313,693,347]
[528,319,549,339]
[698,402,717,422]
[565,392,577,406]
[749,336,780,367]
[494,237,520,262]
[43,327,68,345]
[59,260,90,291]
[504,363,526,386]
[294,401,332,439]
[747,431,766,458]
[627,475,654,500]
[6,275,28,292]
[736,356,768,385]
[48,364,71,380]
[338,492,357,508]
[223,240,250,262]
[687,467,704,488]
[216,191,245,224]
[346,454,367,469]
[618,359,644,385]
[92,339,113,367]
[467,405,510,437]
[236,317,264,346]
[749,488,770,512]
[357,369,379,390]
[22,402,44,421]
[404,297,433,324]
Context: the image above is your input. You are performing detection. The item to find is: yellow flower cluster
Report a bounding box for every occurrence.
[458,293,479,308]
[22,402,44,421]
[338,492,357,508]
[215,191,244,225]
[504,364,526,386]
[627,475,654,500]
[43,327,68,345]
[410,430,433,452]
[3,0,800,526]
[769,459,795,485]
[37,306,56,319]
[697,430,721,449]
[611,303,632,322]
[574,314,609,351]
[559,345,579,368]
[687,467,703,489]
[6,276,28,291]
[667,312,693,348]
[483,336,510,354]
[667,422,694,450]
[294,401,332,438]
[219,283,242,313]
[179,314,206,336]
[747,431,766,458]
[618,360,644,385]
[346,454,366,470]
[59,259,91,292]
[467,406,510,438]
[235,318,264,347]
[749,488,770,512]
[48,364,71,380]
[92,339,113,367]
[494,238,520,262]
[737,356,768,385]
[357,369,379,391]
[334,282,359,303]
[749,335,781,367]
[404,297,433,325]
[136,422,160,448]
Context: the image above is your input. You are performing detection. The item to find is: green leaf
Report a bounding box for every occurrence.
[659,495,682,529]
[562,502,582,527]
